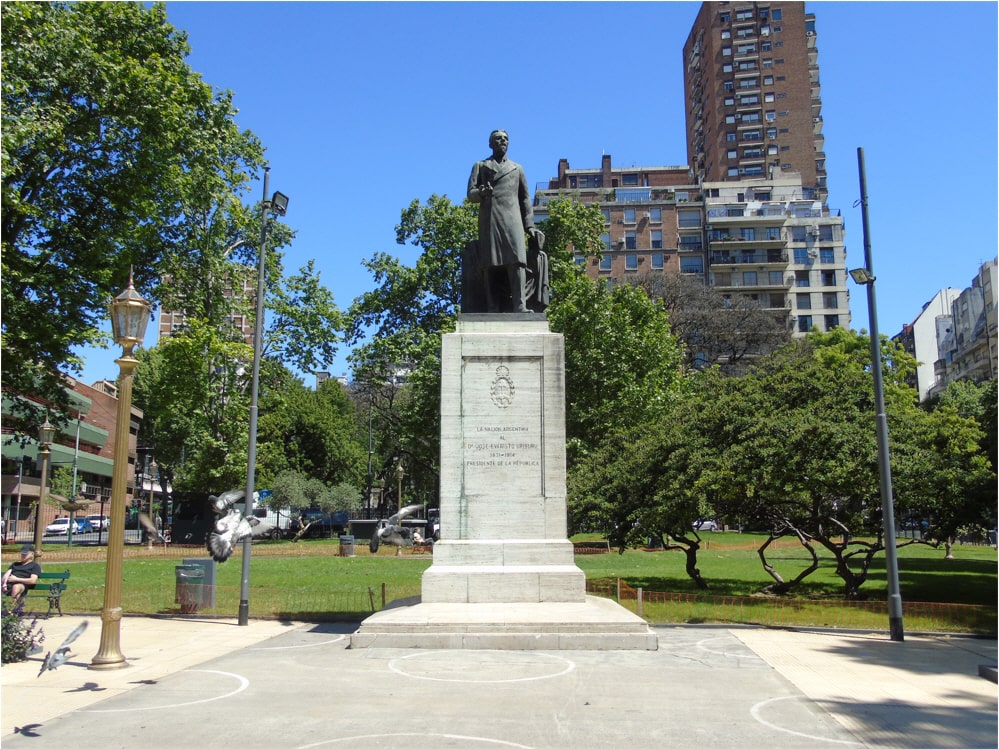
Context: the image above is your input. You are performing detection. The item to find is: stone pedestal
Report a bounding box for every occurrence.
[351,315,657,650]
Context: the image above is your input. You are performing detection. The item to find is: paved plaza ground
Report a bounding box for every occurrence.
[2,614,995,748]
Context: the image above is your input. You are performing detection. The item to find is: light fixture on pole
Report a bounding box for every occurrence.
[394,460,405,515]
[91,271,150,670]
[32,418,56,557]
[239,169,289,626]
[853,146,904,642]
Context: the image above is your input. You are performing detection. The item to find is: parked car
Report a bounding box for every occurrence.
[44,516,94,535]
[86,514,111,530]
[692,519,719,532]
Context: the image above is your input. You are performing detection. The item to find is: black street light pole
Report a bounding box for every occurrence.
[239,168,288,626]
[852,146,904,642]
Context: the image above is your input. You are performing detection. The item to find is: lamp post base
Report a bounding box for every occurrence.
[89,606,129,670]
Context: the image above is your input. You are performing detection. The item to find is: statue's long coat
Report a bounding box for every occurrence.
[468,156,534,268]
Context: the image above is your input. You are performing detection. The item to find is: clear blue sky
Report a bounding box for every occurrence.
[76,1,998,384]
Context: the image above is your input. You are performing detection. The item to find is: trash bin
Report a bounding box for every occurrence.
[339,535,355,557]
[175,565,204,614]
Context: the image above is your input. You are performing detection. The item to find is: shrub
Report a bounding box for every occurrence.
[1,595,44,663]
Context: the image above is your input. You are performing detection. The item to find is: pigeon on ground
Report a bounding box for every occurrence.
[38,620,88,677]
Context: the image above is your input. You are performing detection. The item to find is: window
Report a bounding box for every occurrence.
[678,210,700,228]
[742,129,762,141]
[764,92,775,102]
[725,115,736,124]
[790,226,807,242]
[818,225,835,241]
[823,292,838,308]
[824,315,840,330]
[766,127,777,139]
[649,207,662,223]
[772,8,782,20]
[724,96,735,106]
[720,12,730,23]
[624,208,637,224]
[819,248,835,264]
[721,29,731,39]
[724,80,735,91]
[602,209,611,224]
[797,293,812,310]
[726,132,737,142]
[622,173,639,186]
[769,270,784,285]
[728,167,740,177]
[798,315,813,333]
[794,248,810,264]
[727,149,738,159]
[681,256,704,274]
[740,227,756,241]
[651,252,664,270]
[601,233,611,250]
[821,270,837,286]
[795,270,810,287]
[762,58,773,68]
[599,255,612,271]
[723,63,733,73]
[739,94,759,105]
[761,41,772,52]
[722,46,732,56]
[651,230,663,249]
[625,231,637,250]
[743,147,763,158]
[742,165,764,176]
[625,254,638,271]
[742,271,758,286]
[765,227,781,241]
[764,75,774,85]
[574,254,586,267]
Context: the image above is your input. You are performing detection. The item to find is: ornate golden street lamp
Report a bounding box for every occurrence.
[32,418,56,557]
[91,272,150,670]
[394,460,405,515]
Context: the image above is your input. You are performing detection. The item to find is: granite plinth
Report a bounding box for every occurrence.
[349,595,658,650]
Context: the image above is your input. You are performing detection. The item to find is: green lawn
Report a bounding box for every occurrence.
[15,534,996,634]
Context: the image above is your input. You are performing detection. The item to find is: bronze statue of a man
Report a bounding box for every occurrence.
[465,130,548,314]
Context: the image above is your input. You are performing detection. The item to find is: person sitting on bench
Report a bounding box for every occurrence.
[2,544,41,603]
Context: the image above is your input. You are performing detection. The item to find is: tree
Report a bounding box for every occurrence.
[2,2,266,410]
[255,377,367,491]
[628,271,790,372]
[268,471,361,517]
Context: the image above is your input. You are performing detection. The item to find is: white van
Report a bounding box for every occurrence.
[234,503,294,539]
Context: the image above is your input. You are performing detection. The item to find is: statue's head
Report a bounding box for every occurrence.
[489,130,509,151]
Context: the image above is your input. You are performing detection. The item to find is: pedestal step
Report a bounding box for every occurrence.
[349,596,659,651]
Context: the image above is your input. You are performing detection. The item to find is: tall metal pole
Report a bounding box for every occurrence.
[239,168,271,626]
[857,147,904,642]
[90,355,139,669]
[33,438,51,557]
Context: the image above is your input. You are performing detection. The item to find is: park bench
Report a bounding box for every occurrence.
[23,569,70,618]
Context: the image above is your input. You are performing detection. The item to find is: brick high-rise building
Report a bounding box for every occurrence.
[684,2,827,203]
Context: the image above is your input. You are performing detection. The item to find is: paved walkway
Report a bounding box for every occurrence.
[2,615,995,747]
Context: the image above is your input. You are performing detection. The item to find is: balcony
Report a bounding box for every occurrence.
[710,250,788,265]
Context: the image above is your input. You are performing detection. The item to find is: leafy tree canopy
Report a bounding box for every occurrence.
[2,1,266,410]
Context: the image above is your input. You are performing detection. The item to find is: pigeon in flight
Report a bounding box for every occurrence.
[38,620,88,677]
[206,489,259,562]
[369,504,425,555]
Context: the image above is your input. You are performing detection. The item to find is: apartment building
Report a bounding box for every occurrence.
[534,157,850,338]
[899,260,998,402]
[534,155,703,282]
[703,175,848,334]
[683,2,826,202]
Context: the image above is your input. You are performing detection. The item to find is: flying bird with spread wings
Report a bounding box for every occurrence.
[369,504,426,556]
[38,620,87,677]
[206,489,259,563]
